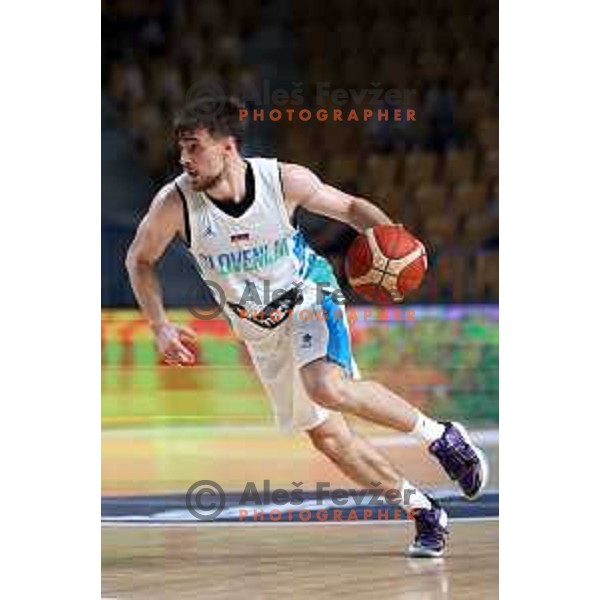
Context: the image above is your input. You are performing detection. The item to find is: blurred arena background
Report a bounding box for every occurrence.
[102,0,498,596]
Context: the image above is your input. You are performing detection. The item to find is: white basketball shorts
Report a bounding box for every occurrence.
[226,283,360,432]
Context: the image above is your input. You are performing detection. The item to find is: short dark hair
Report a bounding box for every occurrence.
[173,95,247,148]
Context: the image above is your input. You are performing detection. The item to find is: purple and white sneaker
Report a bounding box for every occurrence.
[408,498,448,558]
[429,422,489,500]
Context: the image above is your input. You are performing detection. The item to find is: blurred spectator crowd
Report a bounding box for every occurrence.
[102,0,498,303]
[103,0,265,174]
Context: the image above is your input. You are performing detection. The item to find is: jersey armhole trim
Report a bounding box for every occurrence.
[276,162,302,227]
[277,162,284,195]
[276,161,295,228]
[174,182,191,248]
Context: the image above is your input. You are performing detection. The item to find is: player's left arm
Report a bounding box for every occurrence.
[280,163,393,233]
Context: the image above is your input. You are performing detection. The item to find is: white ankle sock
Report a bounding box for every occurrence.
[411,412,445,444]
[399,479,432,510]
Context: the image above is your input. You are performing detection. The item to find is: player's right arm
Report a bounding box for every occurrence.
[125,184,195,365]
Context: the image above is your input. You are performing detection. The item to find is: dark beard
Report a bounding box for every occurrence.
[190,168,225,192]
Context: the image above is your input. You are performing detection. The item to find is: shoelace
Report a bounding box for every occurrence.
[432,436,478,479]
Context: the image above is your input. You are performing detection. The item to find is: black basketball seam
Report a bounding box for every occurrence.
[372,263,397,279]
[377,260,390,286]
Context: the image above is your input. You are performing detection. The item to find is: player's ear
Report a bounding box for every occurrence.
[222,136,237,154]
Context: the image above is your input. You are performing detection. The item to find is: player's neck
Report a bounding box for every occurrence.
[206,155,247,204]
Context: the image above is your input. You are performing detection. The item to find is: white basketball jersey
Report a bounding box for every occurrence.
[174,157,337,306]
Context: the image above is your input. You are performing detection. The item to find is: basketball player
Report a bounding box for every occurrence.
[126,97,488,557]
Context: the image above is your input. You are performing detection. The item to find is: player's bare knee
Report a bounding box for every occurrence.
[312,432,348,461]
[308,423,353,461]
[304,376,345,410]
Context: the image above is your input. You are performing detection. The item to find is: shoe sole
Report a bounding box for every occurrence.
[407,544,445,558]
[451,421,490,501]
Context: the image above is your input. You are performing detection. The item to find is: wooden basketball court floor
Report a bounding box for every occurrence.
[102,518,498,599]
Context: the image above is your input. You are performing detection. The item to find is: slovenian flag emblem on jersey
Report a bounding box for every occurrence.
[230,232,250,243]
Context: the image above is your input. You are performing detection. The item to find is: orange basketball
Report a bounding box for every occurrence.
[345,224,427,303]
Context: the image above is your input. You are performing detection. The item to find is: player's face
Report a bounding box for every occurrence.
[178,129,228,191]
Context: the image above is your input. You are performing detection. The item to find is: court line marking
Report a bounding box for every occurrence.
[102,491,498,522]
[101,516,499,528]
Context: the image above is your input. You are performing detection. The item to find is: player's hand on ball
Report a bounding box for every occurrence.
[153,322,197,366]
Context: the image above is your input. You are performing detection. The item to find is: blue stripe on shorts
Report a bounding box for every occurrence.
[322,294,353,377]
